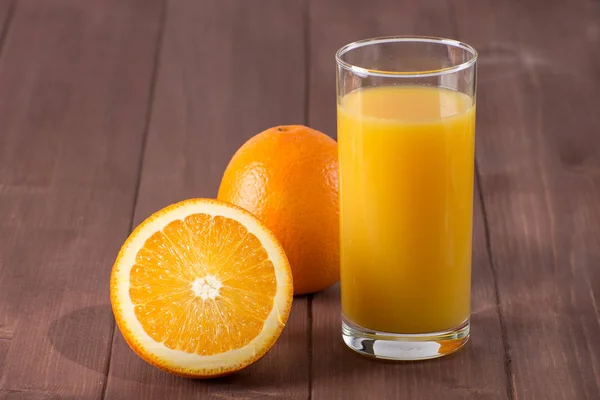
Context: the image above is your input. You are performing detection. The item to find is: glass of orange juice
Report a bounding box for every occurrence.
[336,37,477,360]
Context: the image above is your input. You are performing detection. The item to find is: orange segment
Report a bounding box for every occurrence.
[110,198,293,378]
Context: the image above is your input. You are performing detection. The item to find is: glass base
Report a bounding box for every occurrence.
[342,317,470,361]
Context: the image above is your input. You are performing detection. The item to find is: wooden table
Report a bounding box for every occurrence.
[0,0,598,399]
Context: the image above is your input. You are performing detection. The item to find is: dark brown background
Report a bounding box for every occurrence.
[0,0,598,399]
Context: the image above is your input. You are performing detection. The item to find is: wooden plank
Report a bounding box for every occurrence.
[308,0,509,398]
[0,0,163,398]
[452,0,600,398]
[102,1,310,398]
[0,0,15,381]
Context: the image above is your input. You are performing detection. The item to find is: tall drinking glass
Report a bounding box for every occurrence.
[336,37,477,360]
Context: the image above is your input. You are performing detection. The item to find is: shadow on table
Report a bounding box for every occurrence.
[47,304,115,375]
[47,303,308,392]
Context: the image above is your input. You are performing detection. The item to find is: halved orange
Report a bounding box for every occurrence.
[110,198,293,378]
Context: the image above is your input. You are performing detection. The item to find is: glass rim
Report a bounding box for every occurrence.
[335,36,478,78]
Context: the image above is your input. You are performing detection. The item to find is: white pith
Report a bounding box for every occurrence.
[191,275,222,300]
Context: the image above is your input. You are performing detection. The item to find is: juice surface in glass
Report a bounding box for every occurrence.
[338,85,475,334]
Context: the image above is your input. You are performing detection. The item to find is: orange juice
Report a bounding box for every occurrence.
[338,85,475,334]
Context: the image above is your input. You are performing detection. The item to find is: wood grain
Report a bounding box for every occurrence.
[102,1,310,398]
[0,0,163,398]
[452,0,600,398]
[0,0,15,384]
[308,0,509,399]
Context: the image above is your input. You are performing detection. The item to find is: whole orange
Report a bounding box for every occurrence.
[218,125,339,295]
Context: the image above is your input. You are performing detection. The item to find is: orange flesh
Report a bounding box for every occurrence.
[129,214,277,356]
